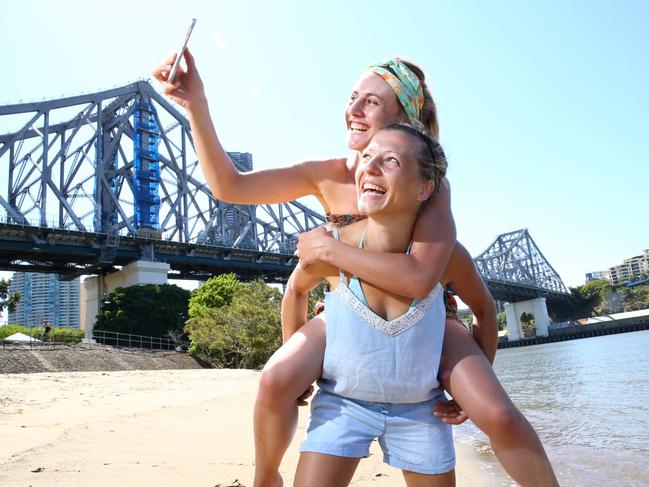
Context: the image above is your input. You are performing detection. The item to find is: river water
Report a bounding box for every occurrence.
[454,330,649,486]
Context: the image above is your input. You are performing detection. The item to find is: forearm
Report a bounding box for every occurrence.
[186,100,242,202]
[323,241,435,299]
[469,303,498,364]
[280,285,309,342]
[316,179,456,299]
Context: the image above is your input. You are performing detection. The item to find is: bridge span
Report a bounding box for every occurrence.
[1,82,569,337]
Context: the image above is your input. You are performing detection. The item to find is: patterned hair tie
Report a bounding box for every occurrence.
[368,58,424,126]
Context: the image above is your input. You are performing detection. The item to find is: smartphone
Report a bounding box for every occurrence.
[167,18,197,84]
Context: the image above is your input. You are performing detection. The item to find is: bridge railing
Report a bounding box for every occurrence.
[0,212,96,233]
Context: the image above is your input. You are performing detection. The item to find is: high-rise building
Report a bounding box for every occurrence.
[7,273,80,328]
[222,152,256,249]
[587,250,649,286]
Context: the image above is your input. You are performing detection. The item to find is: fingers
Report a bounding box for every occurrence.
[184,47,195,68]
[159,80,181,99]
[151,53,179,82]
[438,413,469,425]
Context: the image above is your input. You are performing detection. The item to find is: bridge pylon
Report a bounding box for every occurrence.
[79,260,170,338]
[503,297,551,341]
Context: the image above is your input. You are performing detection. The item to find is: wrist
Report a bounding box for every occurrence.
[185,95,209,115]
[318,236,337,264]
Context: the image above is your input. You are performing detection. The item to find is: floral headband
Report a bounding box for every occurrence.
[368,58,424,125]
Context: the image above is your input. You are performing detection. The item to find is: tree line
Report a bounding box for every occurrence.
[92,274,325,369]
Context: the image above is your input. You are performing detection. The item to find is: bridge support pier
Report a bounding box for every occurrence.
[504,297,550,341]
[79,260,170,339]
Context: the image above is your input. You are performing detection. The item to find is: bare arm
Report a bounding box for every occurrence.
[281,262,330,342]
[297,178,456,299]
[153,49,332,205]
[445,242,498,363]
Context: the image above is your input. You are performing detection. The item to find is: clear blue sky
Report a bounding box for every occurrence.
[1,0,648,288]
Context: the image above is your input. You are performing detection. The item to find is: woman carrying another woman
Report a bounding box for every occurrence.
[292,123,457,486]
[152,51,558,487]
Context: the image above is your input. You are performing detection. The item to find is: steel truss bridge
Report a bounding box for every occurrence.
[473,229,569,304]
[0,82,569,301]
[0,81,324,282]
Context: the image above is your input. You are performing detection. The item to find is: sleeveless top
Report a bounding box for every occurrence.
[325,214,460,322]
[317,227,446,404]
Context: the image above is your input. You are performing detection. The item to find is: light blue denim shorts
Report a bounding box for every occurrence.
[300,389,455,475]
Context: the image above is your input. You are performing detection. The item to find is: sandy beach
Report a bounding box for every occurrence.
[1,369,497,486]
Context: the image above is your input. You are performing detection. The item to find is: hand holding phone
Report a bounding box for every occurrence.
[167,18,197,84]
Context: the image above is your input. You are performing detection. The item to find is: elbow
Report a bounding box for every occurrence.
[411,276,437,301]
[207,172,240,203]
[209,182,233,202]
[473,300,498,329]
[284,277,309,298]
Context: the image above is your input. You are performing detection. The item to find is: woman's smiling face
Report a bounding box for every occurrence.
[355,128,433,218]
[345,72,405,152]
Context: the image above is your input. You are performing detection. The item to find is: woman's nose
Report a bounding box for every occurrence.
[349,97,364,116]
[363,156,381,174]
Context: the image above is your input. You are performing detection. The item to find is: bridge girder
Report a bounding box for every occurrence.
[0,81,324,275]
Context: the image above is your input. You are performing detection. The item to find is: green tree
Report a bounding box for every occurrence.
[520,311,536,336]
[497,311,507,331]
[619,284,649,312]
[95,284,190,338]
[188,273,243,318]
[185,279,282,369]
[0,278,20,315]
[550,279,625,321]
[307,281,328,319]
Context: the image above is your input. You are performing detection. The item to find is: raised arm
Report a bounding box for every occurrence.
[444,242,498,363]
[153,49,333,205]
[296,178,456,300]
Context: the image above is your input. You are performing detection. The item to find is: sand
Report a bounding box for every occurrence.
[0,369,497,486]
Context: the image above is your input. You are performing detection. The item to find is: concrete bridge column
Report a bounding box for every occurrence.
[531,297,550,337]
[79,260,171,339]
[504,302,523,341]
[504,297,551,341]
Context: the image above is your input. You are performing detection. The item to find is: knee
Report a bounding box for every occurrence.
[476,402,527,439]
[257,361,297,406]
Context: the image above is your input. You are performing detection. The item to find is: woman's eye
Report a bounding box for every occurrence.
[386,157,400,166]
[367,98,378,105]
[361,153,371,160]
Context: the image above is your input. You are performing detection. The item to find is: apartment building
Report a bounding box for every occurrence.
[7,272,80,327]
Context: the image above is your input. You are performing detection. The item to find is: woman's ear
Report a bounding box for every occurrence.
[417,180,435,201]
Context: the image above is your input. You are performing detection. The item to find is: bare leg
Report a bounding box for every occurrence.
[402,469,456,487]
[253,315,326,487]
[439,320,559,487]
[294,452,360,487]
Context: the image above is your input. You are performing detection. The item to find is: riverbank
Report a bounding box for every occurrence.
[0,369,496,486]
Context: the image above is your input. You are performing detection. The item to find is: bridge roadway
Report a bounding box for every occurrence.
[0,222,297,284]
[0,221,570,306]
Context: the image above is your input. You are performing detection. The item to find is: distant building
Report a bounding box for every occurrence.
[588,249,649,286]
[222,152,256,249]
[585,270,610,282]
[7,273,80,328]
